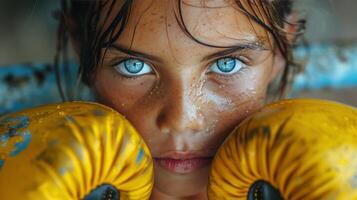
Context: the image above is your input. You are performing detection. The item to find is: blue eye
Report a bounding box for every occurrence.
[114,59,152,77]
[208,57,244,75]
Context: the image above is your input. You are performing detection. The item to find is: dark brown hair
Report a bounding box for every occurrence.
[54,0,305,101]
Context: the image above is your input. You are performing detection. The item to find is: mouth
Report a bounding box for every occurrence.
[154,151,214,174]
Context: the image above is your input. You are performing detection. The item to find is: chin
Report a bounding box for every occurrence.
[153,162,210,197]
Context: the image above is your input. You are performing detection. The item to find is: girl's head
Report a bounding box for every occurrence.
[58,0,304,198]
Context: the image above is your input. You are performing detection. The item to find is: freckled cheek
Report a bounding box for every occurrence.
[94,68,157,111]
[195,94,262,150]
[200,88,264,144]
[94,69,159,147]
[201,67,269,128]
[237,68,270,94]
[208,68,269,103]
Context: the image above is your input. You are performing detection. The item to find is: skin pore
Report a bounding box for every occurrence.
[87,0,286,199]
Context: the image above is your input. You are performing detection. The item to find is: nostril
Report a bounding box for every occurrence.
[156,94,206,134]
[189,116,205,131]
[156,110,204,134]
[156,112,171,134]
[248,180,283,200]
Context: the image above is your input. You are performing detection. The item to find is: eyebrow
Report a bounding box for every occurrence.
[201,41,267,62]
[108,44,164,63]
[108,40,267,63]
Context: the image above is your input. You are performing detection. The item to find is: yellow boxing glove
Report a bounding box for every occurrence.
[0,102,153,200]
[208,99,357,200]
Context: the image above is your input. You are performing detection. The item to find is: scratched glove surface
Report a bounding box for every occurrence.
[209,99,357,200]
[0,102,153,200]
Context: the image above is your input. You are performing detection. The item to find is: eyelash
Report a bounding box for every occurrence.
[110,56,155,79]
[211,66,249,83]
[216,53,249,65]
[111,56,149,67]
[110,53,250,80]
[205,54,250,79]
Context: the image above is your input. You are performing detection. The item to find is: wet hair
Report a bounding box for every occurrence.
[54,0,305,101]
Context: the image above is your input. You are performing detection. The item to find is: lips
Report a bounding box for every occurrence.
[154,151,214,174]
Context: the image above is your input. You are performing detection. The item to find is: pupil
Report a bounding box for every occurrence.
[217,58,235,73]
[124,59,144,73]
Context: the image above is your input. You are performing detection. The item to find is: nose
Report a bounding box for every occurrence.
[156,84,205,134]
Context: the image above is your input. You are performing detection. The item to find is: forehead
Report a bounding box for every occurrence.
[106,0,269,59]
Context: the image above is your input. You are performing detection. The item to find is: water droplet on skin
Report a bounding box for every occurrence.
[205,128,210,133]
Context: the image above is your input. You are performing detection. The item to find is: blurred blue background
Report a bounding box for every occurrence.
[0,0,356,115]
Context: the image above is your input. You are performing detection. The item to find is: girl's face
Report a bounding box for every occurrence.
[93,0,283,199]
